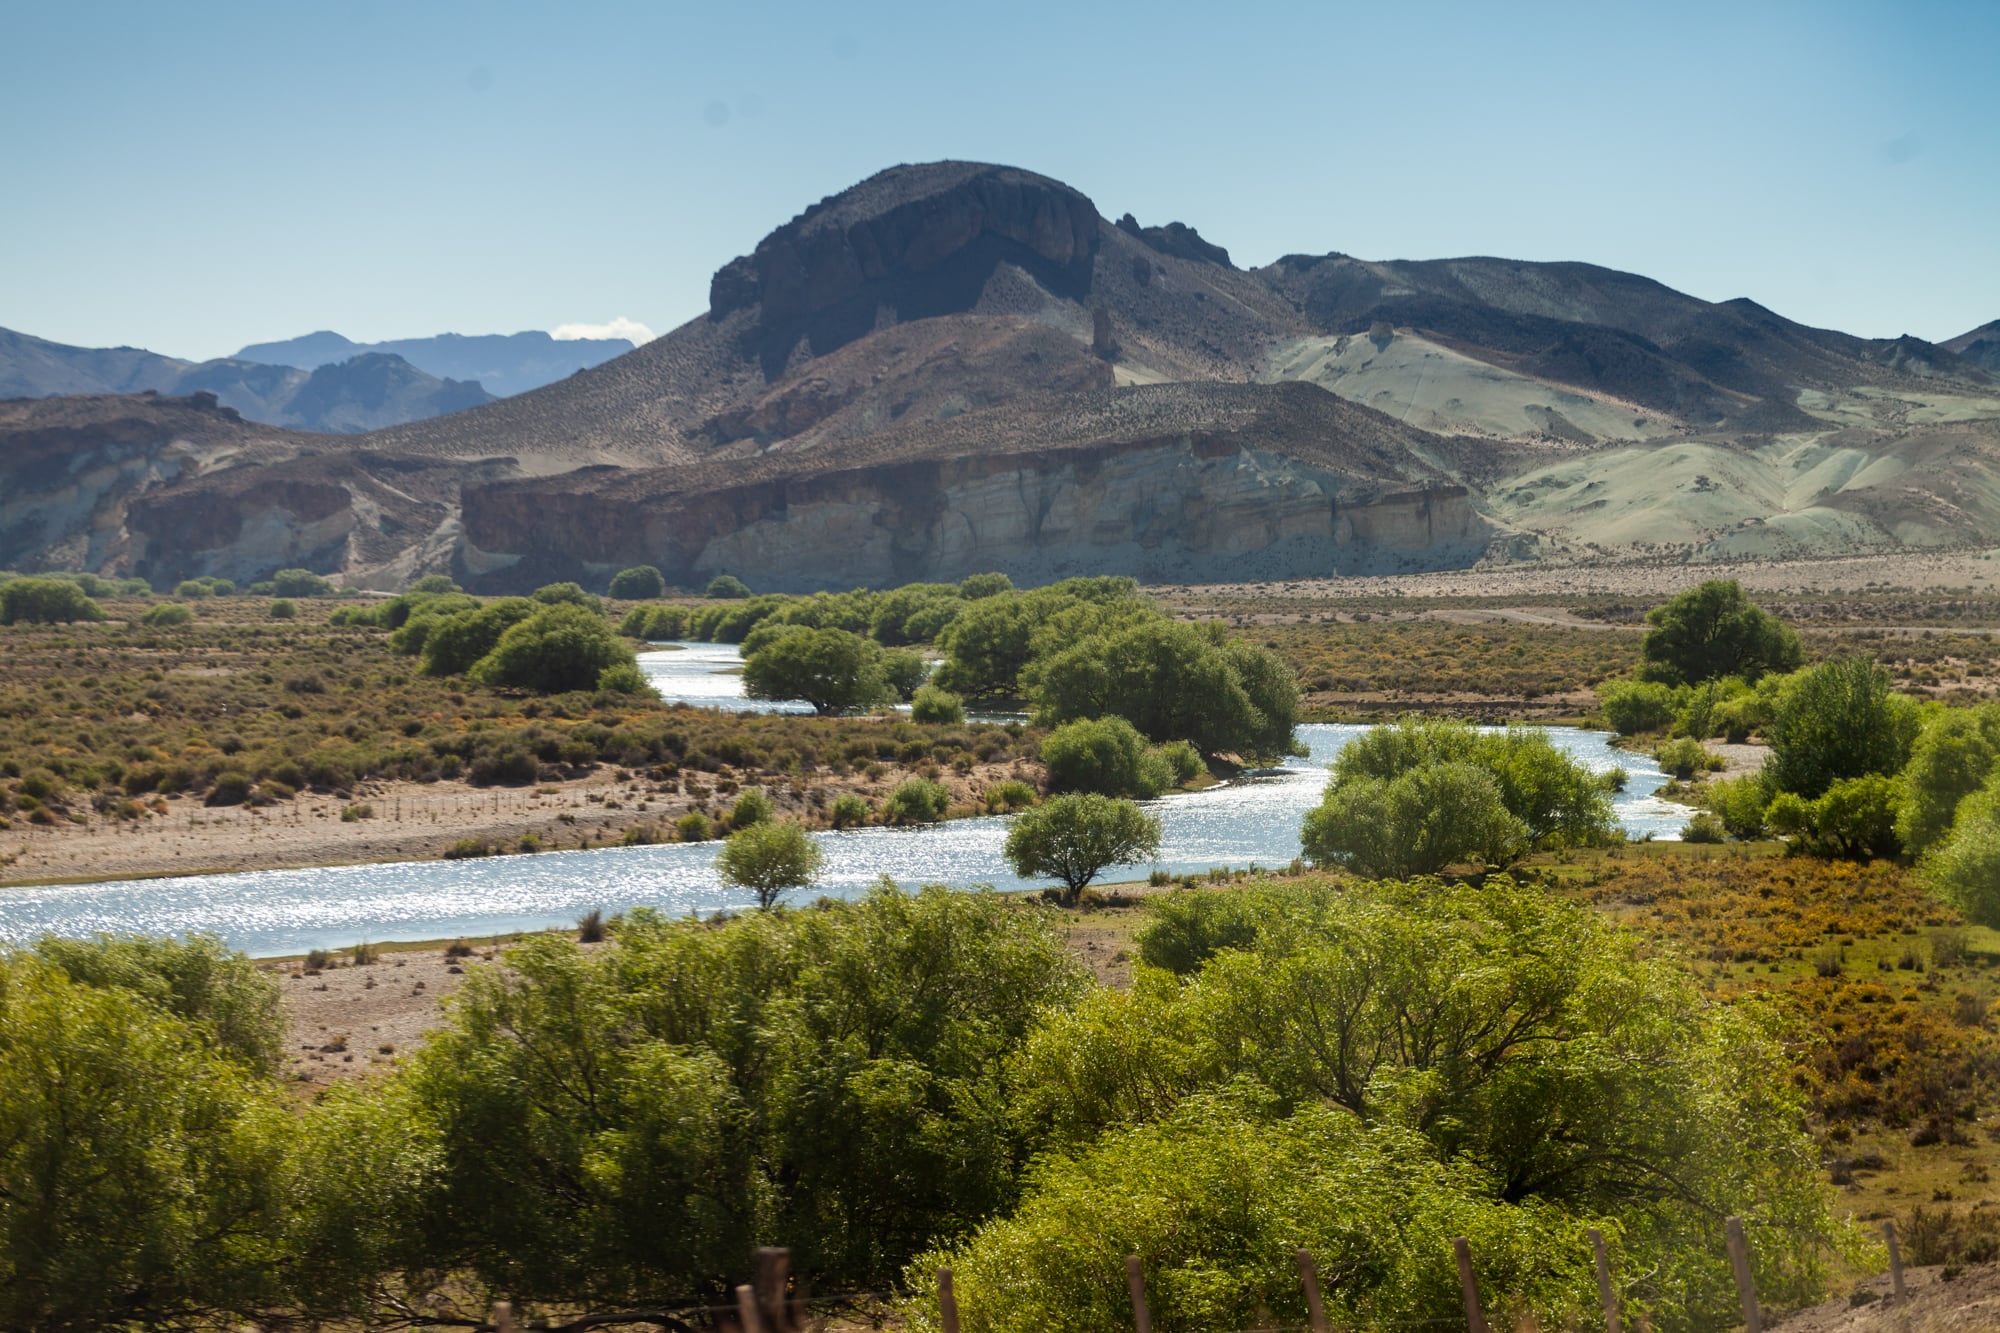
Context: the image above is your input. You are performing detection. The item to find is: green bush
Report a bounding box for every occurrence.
[983,779,1038,813]
[1706,774,1772,839]
[1927,782,2000,927]
[2,577,107,625]
[705,573,751,599]
[141,603,195,627]
[829,794,871,829]
[1301,761,1526,877]
[530,581,602,612]
[469,604,637,695]
[1654,737,1723,780]
[1040,715,1161,798]
[742,627,895,715]
[420,599,536,676]
[1682,811,1728,843]
[725,787,773,830]
[909,685,964,725]
[957,572,1013,600]
[1599,679,1678,735]
[1898,705,2000,858]
[595,662,653,696]
[607,565,667,600]
[270,568,335,597]
[675,810,715,842]
[173,579,212,599]
[1154,739,1205,785]
[1767,658,1920,798]
[267,599,297,620]
[880,648,930,701]
[883,778,951,824]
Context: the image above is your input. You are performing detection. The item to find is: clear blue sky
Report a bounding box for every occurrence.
[3,0,1996,361]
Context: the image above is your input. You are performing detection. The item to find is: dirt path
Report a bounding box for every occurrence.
[273,942,487,1088]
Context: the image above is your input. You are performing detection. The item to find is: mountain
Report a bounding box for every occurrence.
[0,328,492,433]
[233,329,636,397]
[8,160,2000,590]
[1947,321,2000,374]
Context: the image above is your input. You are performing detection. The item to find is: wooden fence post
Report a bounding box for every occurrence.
[1882,1219,1907,1306]
[735,1283,763,1333]
[1126,1254,1152,1333]
[1453,1236,1491,1333]
[1724,1217,1761,1333]
[1296,1249,1331,1333]
[938,1266,962,1333]
[753,1246,793,1332]
[1588,1228,1621,1333]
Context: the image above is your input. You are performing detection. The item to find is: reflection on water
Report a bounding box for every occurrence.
[0,644,1692,956]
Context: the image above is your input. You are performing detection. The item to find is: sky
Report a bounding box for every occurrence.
[2,0,1996,362]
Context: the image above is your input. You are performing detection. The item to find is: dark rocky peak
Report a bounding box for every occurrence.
[1944,320,2000,373]
[707,161,1102,376]
[1114,214,1234,268]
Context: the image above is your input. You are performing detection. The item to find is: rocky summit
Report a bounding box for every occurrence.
[5,160,1998,591]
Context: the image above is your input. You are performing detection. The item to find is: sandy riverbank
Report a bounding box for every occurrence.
[0,758,1036,887]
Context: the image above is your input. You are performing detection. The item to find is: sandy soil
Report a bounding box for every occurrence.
[272,942,489,1088]
[0,758,1037,886]
[1776,1261,2000,1331]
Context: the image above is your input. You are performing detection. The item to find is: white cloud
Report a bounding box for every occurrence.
[551,317,657,344]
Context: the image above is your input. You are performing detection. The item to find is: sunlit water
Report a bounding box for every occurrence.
[0,644,1692,956]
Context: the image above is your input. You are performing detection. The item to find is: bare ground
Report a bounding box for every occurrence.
[1776,1261,2000,1331]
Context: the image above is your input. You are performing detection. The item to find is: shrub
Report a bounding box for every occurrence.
[879,648,929,701]
[717,820,825,909]
[1301,761,1527,877]
[596,662,653,696]
[829,794,871,829]
[1654,737,1723,780]
[909,685,964,725]
[1767,658,1919,798]
[1040,715,1161,798]
[469,604,637,694]
[1,577,107,625]
[883,778,951,825]
[725,787,773,830]
[1155,739,1205,785]
[419,599,537,677]
[957,572,1013,600]
[409,574,460,594]
[577,909,607,943]
[268,599,297,619]
[530,581,602,612]
[608,565,667,600]
[983,779,1038,812]
[270,568,335,597]
[675,811,714,842]
[705,574,751,599]
[1707,774,1772,839]
[1683,811,1728,843]
[1599,679,1678,735]
[141,603,194,627]
[204,772,254,806]
[1003,792,1161,905]
[173,579,212,599]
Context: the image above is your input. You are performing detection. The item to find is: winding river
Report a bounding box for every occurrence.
[0,645,1692,956]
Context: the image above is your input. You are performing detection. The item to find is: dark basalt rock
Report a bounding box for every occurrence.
[708,162,1102,375]
[1115,213,1234,268]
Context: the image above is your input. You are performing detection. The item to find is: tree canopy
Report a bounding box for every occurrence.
[467,603,638,694]
[741,626,895,715]
[0,577,106,625]
[716,820,825,909]
[1003,793,1161,904]
[607,565,666,599]
[1638,580,1802,686]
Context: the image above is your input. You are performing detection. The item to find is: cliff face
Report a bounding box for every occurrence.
[459,433,1490,591]
[709,163,1102,374]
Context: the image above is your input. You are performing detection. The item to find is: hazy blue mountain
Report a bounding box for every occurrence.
[234,329,634,396]
[0,326,492,432]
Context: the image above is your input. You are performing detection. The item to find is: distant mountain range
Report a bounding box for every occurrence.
[4,159,1997,591]
[0,325,637,434]
[233,329,635,398]
[0,328,491,434]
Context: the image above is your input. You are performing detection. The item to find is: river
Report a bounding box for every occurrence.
[0,644,1691,956]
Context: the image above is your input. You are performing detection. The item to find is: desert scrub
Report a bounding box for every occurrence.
[0,602,1036,820]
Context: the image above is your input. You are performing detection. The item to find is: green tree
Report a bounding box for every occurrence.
[469,604,637,694]
[30,932,284,1074]
[607,565,667,600]
[1301,761,1527,877]
[0,957,288,1331]
[957,571,1013,600]
[1004,793,1162,905]
[1766,658,1919,798]
[419,598,537,676]
[1637,580,1803,685]
[1927,780,2000,927]
[1,577,106,625]
[1899,705,2000,857]
[705,573,751,599]
[741,626,894,715]
[530,581,602,612]
[716,820,825,909]
[408,574,460,594]
[883,778,952,824]
[268,598,297,619]
[1008,878,1845,1328]
[141,602,194,627]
